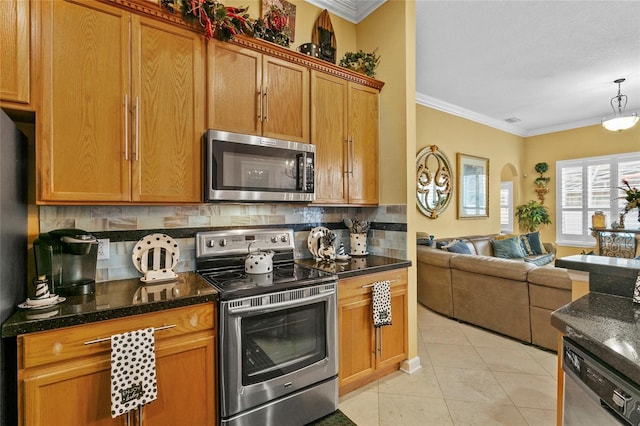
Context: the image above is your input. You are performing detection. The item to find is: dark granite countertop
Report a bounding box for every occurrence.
[556,254,640,274]
[551,292,640,386]
[1,272,217,337]
[556,255,640,297]
[296,255,411,279]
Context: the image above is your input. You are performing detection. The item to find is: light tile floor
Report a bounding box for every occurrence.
[339,303,558,426]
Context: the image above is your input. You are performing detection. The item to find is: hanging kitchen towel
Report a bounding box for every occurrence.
[633,271,640,304]
[110,328,158,418]
[372,280,392,327]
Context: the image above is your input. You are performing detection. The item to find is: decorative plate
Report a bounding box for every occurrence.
[307,226,331,259]
[132,234,180,282]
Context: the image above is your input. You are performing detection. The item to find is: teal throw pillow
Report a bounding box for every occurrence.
[520,235,535,255]
[444,240,471,254]
[491,236,525,259]
[525,231,545,255]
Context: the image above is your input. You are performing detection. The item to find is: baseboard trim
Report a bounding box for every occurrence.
[399,356,422,375]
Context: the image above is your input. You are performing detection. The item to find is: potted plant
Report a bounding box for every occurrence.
[534,162,551,188]
[338,49,380,77]
[515,200,552,232]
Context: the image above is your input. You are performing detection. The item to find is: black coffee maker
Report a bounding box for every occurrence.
[33,229,98,296]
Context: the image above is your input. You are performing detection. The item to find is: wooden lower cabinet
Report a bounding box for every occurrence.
[338,268,408,395]
[17,304,216,425]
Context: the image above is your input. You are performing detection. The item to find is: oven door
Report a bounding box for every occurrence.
[219,283,338,418]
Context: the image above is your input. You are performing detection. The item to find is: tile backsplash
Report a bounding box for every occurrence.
[39,204,407,282]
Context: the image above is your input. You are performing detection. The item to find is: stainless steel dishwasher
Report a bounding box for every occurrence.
[563,337,640,425]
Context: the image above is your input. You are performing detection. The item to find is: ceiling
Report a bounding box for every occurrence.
[309,0,640,137]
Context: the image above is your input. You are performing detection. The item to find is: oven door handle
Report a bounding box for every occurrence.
[226,290,335,315]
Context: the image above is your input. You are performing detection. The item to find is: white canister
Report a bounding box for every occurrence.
[350,233,368,256]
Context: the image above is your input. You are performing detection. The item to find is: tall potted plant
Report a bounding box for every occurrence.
[515,200,552,232]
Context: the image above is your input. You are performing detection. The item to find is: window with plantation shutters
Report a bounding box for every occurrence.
[500,182,514,233]
[556,152,640,246]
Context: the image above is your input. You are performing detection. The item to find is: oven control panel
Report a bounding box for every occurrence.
[196,228,295,257]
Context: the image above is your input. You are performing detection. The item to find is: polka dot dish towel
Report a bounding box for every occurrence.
[110,328,158,418]
[372,280,392,327]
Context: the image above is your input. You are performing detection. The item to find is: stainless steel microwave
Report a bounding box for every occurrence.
[204,130,315,202]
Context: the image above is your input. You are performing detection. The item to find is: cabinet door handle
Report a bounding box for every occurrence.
[257,87,263,122]
[83,324,176,345]
[378,327,383,357]
[348,136,354,176]
[124,94,129,161]
[361,279,398,289]
[344,138,350,176]
[134,96,140,161]
[263,87,268,123]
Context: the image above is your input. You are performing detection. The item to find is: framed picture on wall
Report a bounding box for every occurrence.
[457,153,489,219]
[262,0,296,42]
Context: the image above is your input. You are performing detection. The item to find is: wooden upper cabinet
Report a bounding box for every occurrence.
[311,71,348,204]
[207,41,262,136]
[39,0,130,203]
[38,0,204,204]
[131,15,204,203]
[207,39,310,143]
[262,55,309,142]
[312,73,379,205]
[347,83,379,205]
[0,0,31,107]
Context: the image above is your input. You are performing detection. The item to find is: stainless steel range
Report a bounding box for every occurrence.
[195,228,339,426]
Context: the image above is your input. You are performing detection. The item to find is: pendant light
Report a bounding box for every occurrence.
[602,78,639,132]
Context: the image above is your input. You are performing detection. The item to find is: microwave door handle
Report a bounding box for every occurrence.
[300,153,307,191]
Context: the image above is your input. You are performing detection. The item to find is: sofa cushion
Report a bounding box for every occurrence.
[491,236,525,259]
[451,254,534,281]
[417,245,452,268]
[444,239,472,254]
[527,266,572,290]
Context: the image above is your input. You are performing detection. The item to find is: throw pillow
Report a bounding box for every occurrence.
[494,233,517,241]
[524,253,554,266]
[444,240,471,254]
[436,240,450,250]
[525,231,545,255]
[491,236,525,259]
[520,235,535,255]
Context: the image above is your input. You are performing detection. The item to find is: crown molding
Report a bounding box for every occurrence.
[304,0,386,24]
[416,92,640,137]
[416,92,528,137]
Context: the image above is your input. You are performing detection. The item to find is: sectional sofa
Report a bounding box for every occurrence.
[417,234,572,351]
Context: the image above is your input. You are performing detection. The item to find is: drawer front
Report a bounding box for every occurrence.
[19,303,215,369]
[339,269,408,300]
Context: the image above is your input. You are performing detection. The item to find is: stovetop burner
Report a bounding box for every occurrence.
[195,228,337,300]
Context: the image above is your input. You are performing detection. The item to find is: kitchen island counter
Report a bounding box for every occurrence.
[296,255,411,279]
[551,291,640,385]
[1,272,217,337]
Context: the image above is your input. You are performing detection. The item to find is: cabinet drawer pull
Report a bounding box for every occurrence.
[361,279,397,289]
[83,324,176,345]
